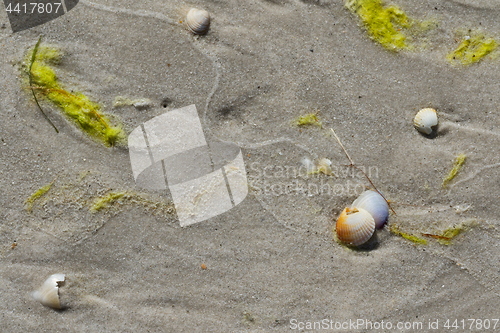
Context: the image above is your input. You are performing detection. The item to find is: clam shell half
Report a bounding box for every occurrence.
[351,190,389,229]
[186,8,211,35]
[32,273,65,309]
[414,108,438,135]
[335,207,375,246]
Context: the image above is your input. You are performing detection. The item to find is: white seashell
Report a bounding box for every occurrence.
[414,108,438,135]
[186,8,211,35]
[351,190,389,229]
[316,158,333,175]
[335,207,375,246]
[32,273,65,309]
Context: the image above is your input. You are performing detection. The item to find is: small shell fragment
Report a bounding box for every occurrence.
[351,190,389,229]
[335,207,375,246]
[316,158,333,176]
[300,157,333,175]
[186,8,211,35]
[414,108,438,135]
[32,273,65,309]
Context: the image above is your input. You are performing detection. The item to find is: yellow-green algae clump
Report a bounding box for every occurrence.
[25,182,52,212]
[442,153,466,187]
[345,0,413,50]
[390,225,427,245]
[292,113,322,127]
[435,226,464,245]
[91,192,127,211]
[25,43,124,146]
[438,219,478,245]
[447,32,498,66]
[426,220,477,245]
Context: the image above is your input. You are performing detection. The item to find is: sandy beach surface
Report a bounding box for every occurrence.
[1,0,500,331]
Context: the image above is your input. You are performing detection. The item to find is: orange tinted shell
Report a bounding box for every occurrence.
[335,207,375,246]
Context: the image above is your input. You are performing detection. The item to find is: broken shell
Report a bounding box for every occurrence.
[351,190,389,229]
[186,8,210,35]
[335,207,375,246]
[32,273,65,309]
[317,158,333,175]
[414,108,438,135]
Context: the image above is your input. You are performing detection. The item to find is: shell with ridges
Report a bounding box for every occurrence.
[186,8,210,35]
[335,207,375,246]
[351,190,389,229]
[414,108,438,135]
[32,273,65,309]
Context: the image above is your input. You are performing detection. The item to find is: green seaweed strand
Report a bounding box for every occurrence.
[27,42,124,146]
[29,36,59,133]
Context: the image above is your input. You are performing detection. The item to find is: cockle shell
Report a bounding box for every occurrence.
[351,190,389,229]
[335,207,375,246]
[32,273,65,309]
[186,8,211,35]
[414,108,438,135]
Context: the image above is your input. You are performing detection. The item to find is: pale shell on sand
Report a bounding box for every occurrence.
[351,190,389,229]
[414,108,438,135]
[32,273,65,309]
[186,8,210,35]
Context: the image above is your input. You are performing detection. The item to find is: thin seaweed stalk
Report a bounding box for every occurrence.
[29,36,59,133]
[330,128,396,215]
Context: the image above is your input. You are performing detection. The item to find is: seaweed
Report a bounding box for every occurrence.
[390,225,427,245]
[447,32,498,66]
[442,153,466,187]
[345,0,412,50]
[330,128,396,215]
[90,192,127,211]
[29,37,59,133]
[25,182,52,212]
[89,190,175,213]
[423,220,476,245]
[24,39,124,146]
[292,113,322,127]
[436,225,465,245]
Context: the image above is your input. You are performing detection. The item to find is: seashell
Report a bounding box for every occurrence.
[32,273,65,309]
[186,8,211,35]
[316,158,333,175]
[414,108,438,135]
[335,207,375,246]
[351,190,389,229]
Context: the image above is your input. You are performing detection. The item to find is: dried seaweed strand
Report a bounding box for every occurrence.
[422,233,451,241]
[330,128,396,215]
[29,36,59,133]
[389,202,432,209]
